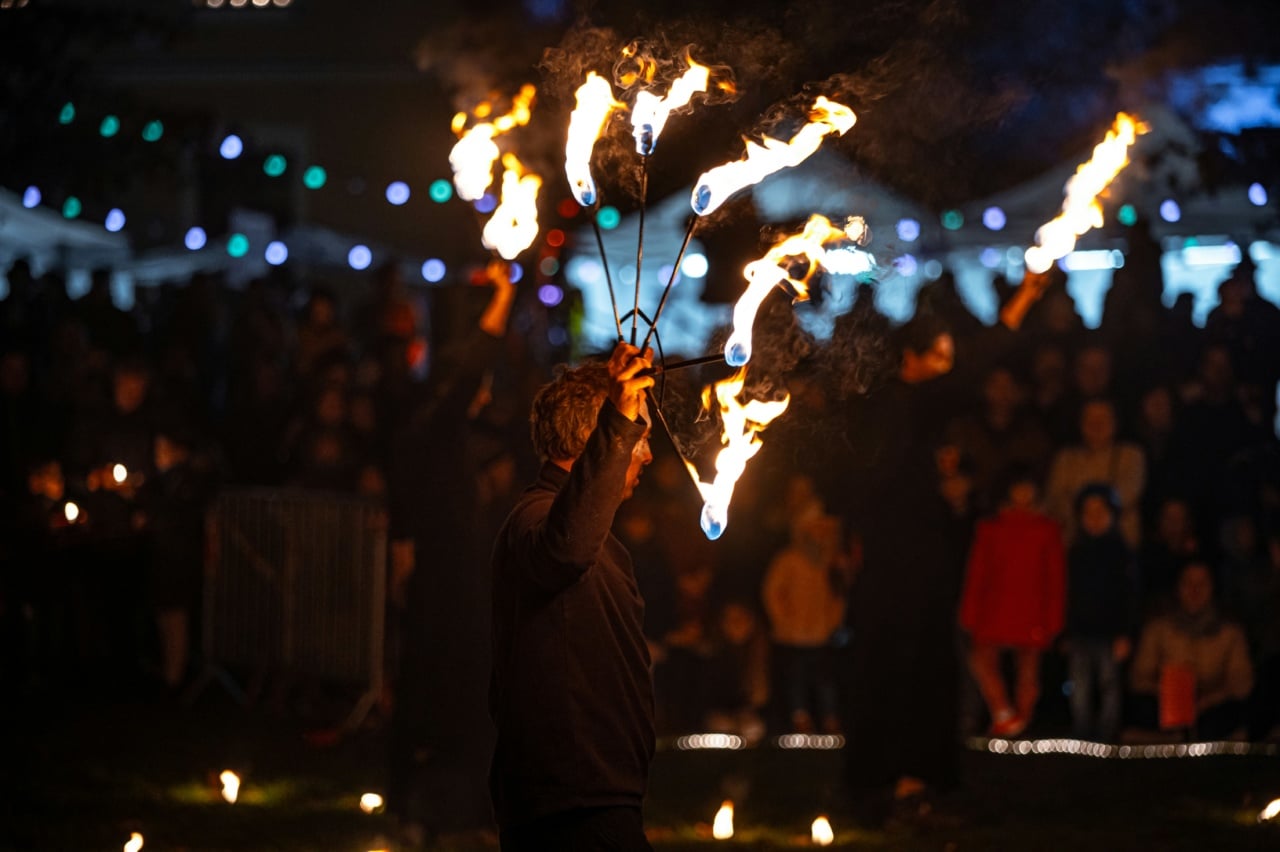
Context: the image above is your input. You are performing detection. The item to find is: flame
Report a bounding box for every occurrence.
[724,215,867,366]
[565,72,624,207]
[64,501,79,523]
[1261,798,1280,822]
[811,815,834,846]
[687,369,790,540]
[359,792,384,814]
[112,463,127,484]
[631,54,710,156]
[220,770,240,804]
[617,41,658,88]
[449,84,537,202]
[691,96,855,216]
[123,832,144,852]
[482,154,542,260]
[712,800,735,839]
[1024,112,1145,274]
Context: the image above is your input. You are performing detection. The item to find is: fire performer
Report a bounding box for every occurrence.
[490,341,656,852]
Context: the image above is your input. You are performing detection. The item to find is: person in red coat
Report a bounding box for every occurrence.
[959,466,1066,736]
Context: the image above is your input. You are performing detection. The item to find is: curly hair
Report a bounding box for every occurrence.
[530,361,611,461]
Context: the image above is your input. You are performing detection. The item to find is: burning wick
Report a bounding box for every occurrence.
[565,72,623,207]
[123,832,144,852]
[630,55,710,156]
[220,770,240,804]
[359,792,384,814]
[64,501,80,523]
[449,84,537,202]
[811,815,834,846]
[112,463,127,484]
[691,96,855,217]
[712,800,734,840]
[688,369,790,540]
[725,215,868,367]
[1024,112,1145,274]
[481,154,542,260]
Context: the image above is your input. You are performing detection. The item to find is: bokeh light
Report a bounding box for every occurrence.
[1159,199,1181,223]
[681,252,709,278]
[1117,203,1138,226]
[539,257,560,277]
[62,197,82,219]
[141,120,164,142]
[547,326,569,346]
[896,218,920,242]
[265,240,288,265]
[184,227,208,250]
[227,233,250,258]
[941,209,964,230]
[219,134,244,160]
[385,181,411,206]
[104,209,126,232]
[546,229,566,248]
[22,186,41,208]
[597,206,621,230]
[421,258,446,282]
[557,198,581,218]
[429,179,453,203]
[982,206,1006,231]
[509,263,524,284]
[263,155,288,177]
[348,244,372,271]
[538,284,564,307]
[99,116,120,138]
[980,247,1002,268]
[58,102,75,125]
[1248,182,1268,206]
[303,166,327,190]
[894,254,918,276]
[474,193,498,214]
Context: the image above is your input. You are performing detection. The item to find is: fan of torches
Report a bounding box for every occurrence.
[564,45,859,539]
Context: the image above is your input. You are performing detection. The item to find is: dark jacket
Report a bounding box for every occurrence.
[489,402,654,829]
[1067,531,1134,640]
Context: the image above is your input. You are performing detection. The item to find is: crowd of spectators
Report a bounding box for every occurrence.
[2,227,1279,750]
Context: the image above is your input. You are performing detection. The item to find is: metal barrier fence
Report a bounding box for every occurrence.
[190,487,386,728]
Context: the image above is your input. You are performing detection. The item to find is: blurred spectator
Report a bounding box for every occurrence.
[657,563,716,732]
[1138,497,1201,613]
[1064,484,1135,742]
[959,467,1065,736]
[295,287,351,377]
[1128,561,1253,740]
[704,598,770,745]
[763,510,847,734]
[1045,398,1146,547]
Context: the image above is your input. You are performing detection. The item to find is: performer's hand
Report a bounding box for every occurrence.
[606,342,654,422]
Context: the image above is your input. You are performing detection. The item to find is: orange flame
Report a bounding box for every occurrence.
[449,84,537,202]
[565,72,624,206]
[712,800,735,839]
[220,769,240,804]
[687,369,790,540]
[724,215,867,367]
[1024,112,1145,274]
[482,154,542,260]
[123,832,144,852]
[811,815,834,846]
[691,96,855,216]
[631,54,710,156]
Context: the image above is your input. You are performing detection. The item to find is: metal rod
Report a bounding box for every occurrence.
[640,215,697,352]
[592,212,624,341]
[639,353,725,376]
[631,158,648,345]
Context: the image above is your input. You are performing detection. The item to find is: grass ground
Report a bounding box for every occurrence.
[4,692,1278,852]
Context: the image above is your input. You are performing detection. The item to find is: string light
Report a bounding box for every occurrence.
[1159,199,1181,223]
[62,197,82,219]
[474,193,498,214]
[184,227,208,250]
[141,120,164,142]
[596,206,621,230]
[941,209,964,230]
[99,116,121,138]
[681,252,709,278]
[348,245,372,271]
[982,206,1006,230]
[421,258,446,282]
[428,179,453,203]
[1248,182,1268,206]
[263,154,287,177]
[104,208,126,232]
[1117,203,1138,226]
[385,181,411,206]
[219,135,244,160]
[537,284,564,307]
[264,241,288,265]
[58,102,75,125]
[896,218,920,242]
[226,233,250,258]
[22,186,41,208]
[303,166,327,190]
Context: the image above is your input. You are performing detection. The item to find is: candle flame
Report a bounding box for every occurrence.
[220,770,240,804]
[482,154,542,260]
[631,54,710,156]
[565,72,624,207]
[811,815,834,846]
[687,370,790,540]
[64,501,80,523]
[1261,798,1280,822]
[1024,112,1145,274]
[112,463,127,484]
[725,215,867,367]
[123,832,144,852]
[449,84,537,201]
[692,96,855,216]
[359,792,384,814]
[712,800,734,839]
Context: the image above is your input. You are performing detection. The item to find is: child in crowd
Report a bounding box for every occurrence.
[1064,483,1134,741]
[960,467,1065,737]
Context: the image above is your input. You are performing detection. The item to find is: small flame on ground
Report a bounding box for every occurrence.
[631,54,710,156]
[64,501,80,523]
[112,463,127,484]
[691,96,855,216]
[1024,112,1145,274]
[565,72,624,207]
[712,800,734,839]
[220,770,240,804]
[724,214,866,366]
[811,815,834,846]
[1260,798,1280,822]
[359,792,384,814]
[449,84,536,202]
[123,832,143,852]
[688,369,790,540]
[482,154,542,260]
